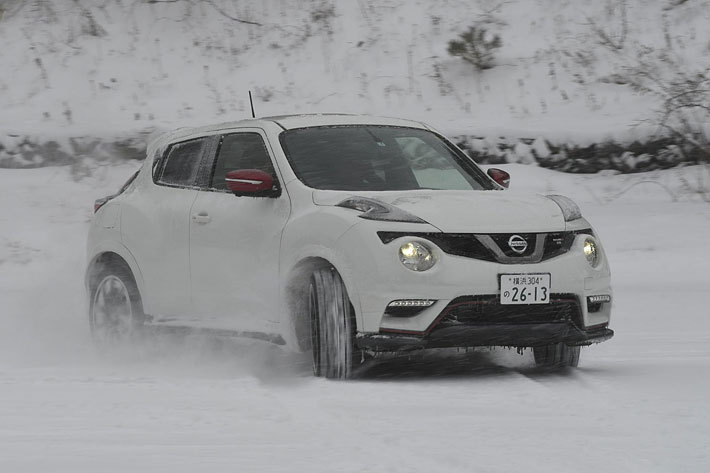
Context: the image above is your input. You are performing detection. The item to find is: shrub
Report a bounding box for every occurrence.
[447,26,501,71]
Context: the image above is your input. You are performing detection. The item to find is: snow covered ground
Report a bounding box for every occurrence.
[1,162,709,472]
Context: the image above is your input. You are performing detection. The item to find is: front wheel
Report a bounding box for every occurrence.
[309,268,358,379]
[533,343,580,369]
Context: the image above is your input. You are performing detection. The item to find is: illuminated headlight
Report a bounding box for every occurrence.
[583,237,600,267]
[399,241,436,271]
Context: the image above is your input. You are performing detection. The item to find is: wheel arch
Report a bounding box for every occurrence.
[85,246,145,304]
[283,255,359,352]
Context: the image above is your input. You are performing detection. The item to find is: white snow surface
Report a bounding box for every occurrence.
[1,162,710,472]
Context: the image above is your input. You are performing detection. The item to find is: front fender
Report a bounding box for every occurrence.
[280,206,362,319]
[281,206,440,332]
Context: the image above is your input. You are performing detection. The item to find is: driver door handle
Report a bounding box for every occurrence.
[191,212,211,224]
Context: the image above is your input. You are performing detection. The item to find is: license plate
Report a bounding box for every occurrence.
[500,273,550,305]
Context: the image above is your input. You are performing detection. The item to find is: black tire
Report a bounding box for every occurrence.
[309,268,358,379]
[533,343,581,369]
[89,261,145,348]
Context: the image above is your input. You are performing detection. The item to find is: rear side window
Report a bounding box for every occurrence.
[157,138,207,187]
[210,133,277,191]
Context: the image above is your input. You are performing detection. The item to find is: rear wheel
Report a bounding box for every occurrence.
[533,343,580,369]
[89,262,145,348]
[309,268,357,379]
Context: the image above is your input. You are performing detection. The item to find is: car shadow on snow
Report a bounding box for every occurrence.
[96,331,589,383]
[353,348,583,381]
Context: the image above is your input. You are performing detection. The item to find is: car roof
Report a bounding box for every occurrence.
[265,114,429,130]
[147,114,430,157]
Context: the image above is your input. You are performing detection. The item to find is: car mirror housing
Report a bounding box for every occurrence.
[225,169,280,197]
[487,168,510,188]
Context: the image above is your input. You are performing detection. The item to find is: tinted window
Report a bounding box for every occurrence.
[280,126,494,191]
[157,138,206,187]
[210,133,276,191]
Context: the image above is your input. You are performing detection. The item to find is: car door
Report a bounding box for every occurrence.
[120,137,210,320]
[188,129,290,333]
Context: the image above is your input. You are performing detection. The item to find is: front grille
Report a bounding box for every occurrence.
[409,233,495,262]
[434,294,582,328]
[542,232,576,260]
[489,233,538,258]
[377,230,592,264]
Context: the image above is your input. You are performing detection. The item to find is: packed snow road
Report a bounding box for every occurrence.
[1,162,708,472]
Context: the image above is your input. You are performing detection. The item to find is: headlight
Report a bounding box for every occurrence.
[337,196,427,224]
[399,241,436,271]
[583,237,600,267]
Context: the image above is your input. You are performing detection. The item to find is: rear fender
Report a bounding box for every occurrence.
[85,241,147,309]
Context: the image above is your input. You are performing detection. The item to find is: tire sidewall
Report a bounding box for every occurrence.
[89,262,144,346]
[533,343,581,368]
[310,268,356,379]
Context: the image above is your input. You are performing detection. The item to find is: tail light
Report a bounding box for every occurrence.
[94,170,139,213]
[94,196,112,213]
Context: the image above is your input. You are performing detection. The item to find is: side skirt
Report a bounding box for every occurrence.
[146,324,286,346]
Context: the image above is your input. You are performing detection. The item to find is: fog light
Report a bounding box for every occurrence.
[583,238,600,267]
[387,299,436,308]
[587,295,611,304]
[385,299,436,317]
[399,241,435,271]
[587,294,611,313]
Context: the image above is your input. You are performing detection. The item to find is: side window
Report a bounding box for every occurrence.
[157,138,207,187]
[210,133,277,191]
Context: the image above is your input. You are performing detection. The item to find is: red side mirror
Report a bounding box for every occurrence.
[487,168,510,188]
[225,169,278,197]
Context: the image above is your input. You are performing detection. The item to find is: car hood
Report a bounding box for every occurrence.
[312,189,566,233]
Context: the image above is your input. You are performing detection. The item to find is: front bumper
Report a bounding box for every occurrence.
[356,293,613,352]
[357,324,614,352]
[336,220,613,334]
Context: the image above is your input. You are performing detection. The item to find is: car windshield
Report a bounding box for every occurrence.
[279,125,495,191]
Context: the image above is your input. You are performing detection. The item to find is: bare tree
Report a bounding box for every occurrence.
[144,0,261,26]
[586,0,628,51]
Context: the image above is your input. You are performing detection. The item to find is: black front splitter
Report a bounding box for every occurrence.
[356,323,614,353]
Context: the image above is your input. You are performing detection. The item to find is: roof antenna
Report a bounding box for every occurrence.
[248,90,256,118]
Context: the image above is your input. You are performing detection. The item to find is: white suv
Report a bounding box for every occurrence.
[86,114,613,378]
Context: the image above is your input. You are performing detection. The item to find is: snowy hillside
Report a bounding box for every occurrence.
[2,0,710,142]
